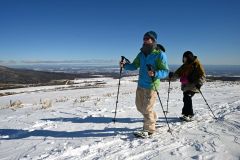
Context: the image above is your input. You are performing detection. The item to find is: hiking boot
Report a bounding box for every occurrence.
[180,115,193,122]
[134,130,154,138]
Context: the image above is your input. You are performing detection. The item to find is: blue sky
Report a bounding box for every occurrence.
[0,0,239,65]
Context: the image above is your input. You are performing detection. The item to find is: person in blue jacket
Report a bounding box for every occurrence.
[120,31,169,136]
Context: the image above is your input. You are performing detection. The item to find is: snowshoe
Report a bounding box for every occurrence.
[179,115,193,122]
[133,130,153,138]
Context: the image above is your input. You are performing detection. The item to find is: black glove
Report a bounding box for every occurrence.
[169,72,174,79]
[195,83,202,90]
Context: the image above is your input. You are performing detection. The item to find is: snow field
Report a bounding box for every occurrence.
[0,77,239,160]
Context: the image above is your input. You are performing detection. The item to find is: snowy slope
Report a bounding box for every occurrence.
[0,77,239,160]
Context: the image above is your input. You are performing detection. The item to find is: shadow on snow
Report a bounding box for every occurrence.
[0,117,142,140]
[0,117,183,140]
[41,116,143,124]
[157,117,182,123]
[0,127,136,140]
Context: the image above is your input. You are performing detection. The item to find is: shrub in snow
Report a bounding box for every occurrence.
[42,99,52,109]
[10,100,23,110]
[104,93,114,97]
[94,98,101,106]
[80,96,90,103]
[55,97,69,102]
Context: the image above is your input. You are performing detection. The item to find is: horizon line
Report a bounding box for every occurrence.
[0,60,239,66]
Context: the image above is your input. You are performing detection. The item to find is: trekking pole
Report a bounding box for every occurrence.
[146,64,172,135]
[113,56,124,123]
[113,56,130,123]
[164,77,171,114]
[198,89,218,119]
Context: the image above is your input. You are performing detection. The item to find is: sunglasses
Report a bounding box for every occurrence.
[143,37,151,41]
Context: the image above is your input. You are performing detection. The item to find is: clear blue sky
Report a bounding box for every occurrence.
[0,0,239,65]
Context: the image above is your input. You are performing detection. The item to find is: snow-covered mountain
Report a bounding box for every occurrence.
[0,76,239,160]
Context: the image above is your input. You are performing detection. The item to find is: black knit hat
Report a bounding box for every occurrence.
[183,51,195,63]
[183,51,193,57]
[144,31,157,41]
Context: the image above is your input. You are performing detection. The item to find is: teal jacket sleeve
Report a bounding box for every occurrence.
[124,53,140,71]
[154,53,169,79]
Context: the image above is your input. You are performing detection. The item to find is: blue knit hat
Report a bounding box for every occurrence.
[144,31,157,41]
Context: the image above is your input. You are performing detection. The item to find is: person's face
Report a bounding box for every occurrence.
[183,57,187,64]
[143,36,154,44]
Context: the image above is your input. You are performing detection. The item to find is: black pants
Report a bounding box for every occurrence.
[182,91,195,116]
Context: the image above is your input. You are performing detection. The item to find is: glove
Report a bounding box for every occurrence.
[119,61,125,68]
[169,72,174,79]
[148,70,155,77]
[195,83,202,90]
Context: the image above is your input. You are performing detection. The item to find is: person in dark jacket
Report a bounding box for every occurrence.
[169,51,206,121]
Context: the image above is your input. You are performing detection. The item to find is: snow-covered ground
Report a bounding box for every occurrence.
[0,76,239,160]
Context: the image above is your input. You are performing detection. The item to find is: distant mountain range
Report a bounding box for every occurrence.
[0,65,99,84]
[0,59,117,65]
[1,65,239,90]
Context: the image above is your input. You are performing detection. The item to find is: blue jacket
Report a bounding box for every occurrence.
[124,49,169,90]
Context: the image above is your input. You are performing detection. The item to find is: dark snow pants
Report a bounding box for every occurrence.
[182,91,195,116]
